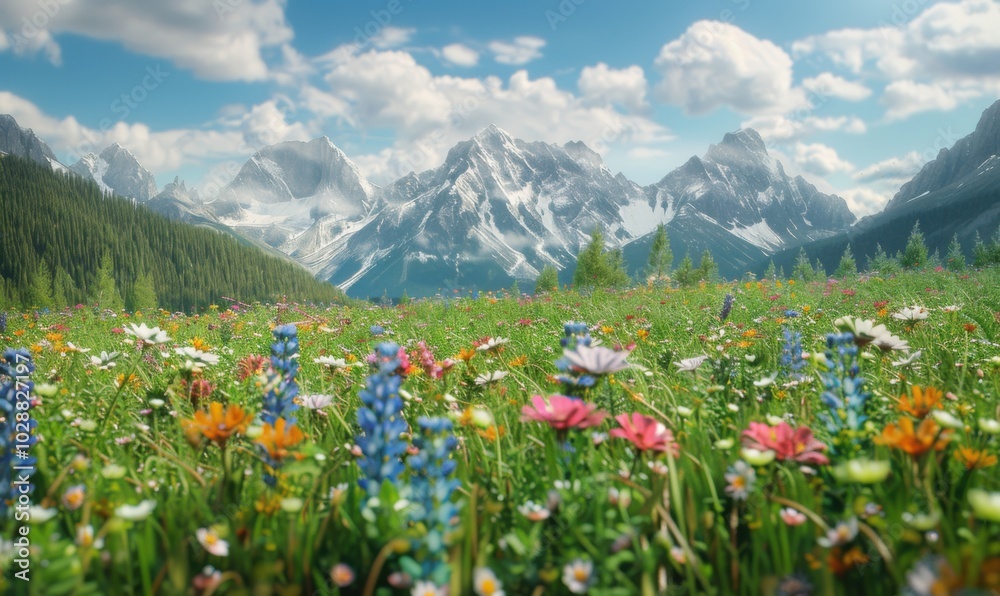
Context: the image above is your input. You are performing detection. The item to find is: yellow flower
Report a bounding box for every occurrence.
[898,385,944,418]
[191,337,211,351]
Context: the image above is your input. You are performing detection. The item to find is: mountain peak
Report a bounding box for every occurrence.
[473,124,514,144]
[719,129,768,155]
[563,140,605,169]
[886,99,1000,209]
[0,113,59,164]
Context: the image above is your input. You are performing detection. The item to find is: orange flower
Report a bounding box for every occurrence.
[636,329,650,341]
[478,425,505,442]
[191,337,211,351]
[954,447,998,470]
[456,347,477,363]
[508,355,528,367]
[828,546,870,576]
[876,417,952,456]
[898,385,943,418]
[255,418,305,461]
[963,323,977,333]
[182,402,251,447]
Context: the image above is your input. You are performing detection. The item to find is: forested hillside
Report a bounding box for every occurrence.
[0,155,346,311]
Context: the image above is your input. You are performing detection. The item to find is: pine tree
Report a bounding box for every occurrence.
[91,253,124,310]
[698,249,717,283]
[645,224,672,283]
[972,231,990,267]
[573,227,630,289]
[674,252,695,287]
[989,227,1000,266]
[28,259,54,308]
[792,248,814,281]
[945,234,966,272]
[534,264,559,293]
[868,243,900,275]
[834,244,857,278]
[763,260,777,281]
[52,265,77,307]
[900,221,929,269]
[127,271,158,312]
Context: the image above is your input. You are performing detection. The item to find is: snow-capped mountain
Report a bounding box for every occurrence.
[70,143,158,201]
[643,129,855,253]
[147,176,202,221]
[0,114,65,171]
[883,99,1000,213]
[303,125,651,297]
[208,137,377,250]
[762,99,1000,276]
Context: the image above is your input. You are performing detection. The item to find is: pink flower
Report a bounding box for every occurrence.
[610,413,680,456]
[780,507,807,526]
[742,422,829,465]
[521,395,607,431]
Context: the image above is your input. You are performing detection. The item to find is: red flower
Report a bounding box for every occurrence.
[521,395,607,431]
[611,413,680,456]
[742,421,829,465]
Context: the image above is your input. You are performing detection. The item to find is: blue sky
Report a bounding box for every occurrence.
[2,0,999,215]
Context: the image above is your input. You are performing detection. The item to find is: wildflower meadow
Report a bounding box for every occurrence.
[2,270,1000,595]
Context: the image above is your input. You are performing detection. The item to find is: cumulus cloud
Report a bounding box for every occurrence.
[802,73,872,102]
[309,47,668,182]
[881,80,984,121]
[488,36,545,65]
[0,0,292,81]
[371,26,415,50]
[578,63,648,112]
[793,0,1000,120]
[0,91,309,176]
[839,187,892,217]
[653,20,806,115]
[853,151,926,185]
[793,142,854,176]
[441,43,479,67]
[742,114,866,141]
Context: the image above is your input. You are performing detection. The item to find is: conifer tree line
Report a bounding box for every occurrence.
[544,220,1000,291]
[0,155,346,311]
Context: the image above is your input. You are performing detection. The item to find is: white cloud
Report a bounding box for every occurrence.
[627,147,670,160]
[853,151,926,184]
[793,142,854,176]
[839,187,892,217]
[0,0,292,81]
[791,28,904,75]
[904,0,1000,77]
[578,63,648,112]
[802,73,872,102]
[792,0,1000,120]
[881,80,982,121]
[441,43,479,67]
[0,91,309,178]
[742,114,866,141]
[488,36,545,65]
[653,20,806,115]
[371,26,415,50]
[309,46,669,182]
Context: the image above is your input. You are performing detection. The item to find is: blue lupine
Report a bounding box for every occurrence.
[719,294,734,321]
[356,342,408,497]
[560,321,593,348]
[818,332,871,455]
[784,309,800,318]
[779,328,807,381]
[555,322,598,394]
[0,312,7,334]
[261,324,299,425]
[370,325,385,336]
[406,416,460,582]
[1,348,36,518]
